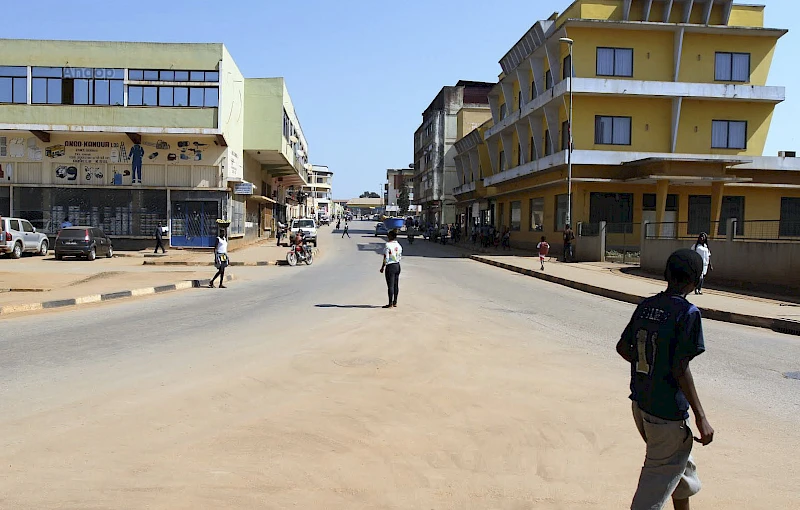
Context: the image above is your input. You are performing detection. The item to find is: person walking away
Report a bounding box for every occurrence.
[537,236,550,271]
[154,222,166,253]
[336,218,341,230]
[563,224,575,262]
[690,233,712,295]
[379,229,403,308]
[276,221,286,247]
[616,249,714,510]
[342,221,350,238]
[60,217,73,229]
[209,230,229,288]
[501,227,511,250]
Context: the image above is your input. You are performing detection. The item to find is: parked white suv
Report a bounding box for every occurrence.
[290,218,318,247]
[0,217,50,258]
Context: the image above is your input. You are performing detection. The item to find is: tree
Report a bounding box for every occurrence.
[397,186,411,216]
[359,191,380,198]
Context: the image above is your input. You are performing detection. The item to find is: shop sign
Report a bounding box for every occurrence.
[234,182,254,195]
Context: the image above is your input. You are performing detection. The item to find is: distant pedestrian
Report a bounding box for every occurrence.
[60,217,73,229]
[336,219,341,230]
[342,222,350,238]
[616,248,713,510]
[691,233,712,295]
[276,221,287,247]
[380,229,403,308]
[537,236,550,271]
[563,224,575,262]
[501,227,511,250]
[209,230,229,289]
[154,222,166,253]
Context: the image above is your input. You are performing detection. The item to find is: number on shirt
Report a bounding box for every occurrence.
[635,329,657,375]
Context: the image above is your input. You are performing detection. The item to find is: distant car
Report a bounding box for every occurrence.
[0,217,50,259]
[318,215,330,226]
[291,218,318,247]
[55,227,114,261]
[375,223,389,237]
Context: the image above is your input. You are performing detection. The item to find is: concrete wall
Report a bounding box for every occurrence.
[243,78,283,152]
[575,221,606,262]
[641,238,800,291]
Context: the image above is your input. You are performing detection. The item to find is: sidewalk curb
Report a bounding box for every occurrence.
[470,256,798,336]
[141,248,321,267]
[0,275,233,317]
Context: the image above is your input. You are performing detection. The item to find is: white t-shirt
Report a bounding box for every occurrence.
[692,243,711,276]
[384,240,402,265]
[216,237,228,254]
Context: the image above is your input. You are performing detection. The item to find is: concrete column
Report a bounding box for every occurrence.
[654,179,670,237]
[727,218,737,242]
[710,181,724,239]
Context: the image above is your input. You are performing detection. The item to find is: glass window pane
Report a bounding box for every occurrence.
[160,70,175,81]
[204,88,218,107]
[0,78,12,102]
[190,71,205,81]
[729,121,746,149]
[107,69,124,80]
[0,66,26,77]
[615,48,633,76]
[47,78,62,104]
[129,70,144,81]
[612,117,631,144]
[189,87,204,106]
[32,67,62,77]
[13,77,26,103]
[173,87,188,106]
[110,80,124,105]
[32,78,47,103]
[597,48,615,75]
[715,53,732,81]
[595,116,613,144]
[205,71,219,82]
[144,70,159,80]
[159,87,174,106]
[175,71,189,81]
[94,79,110,105]
[74,79,90,104]
[711,121,728,148]
[128,85,143,106]
[143,86,158,106]
[732,53,750,82]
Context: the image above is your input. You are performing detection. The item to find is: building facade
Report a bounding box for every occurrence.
[0,40,308,248]
[385,168,418,216]
[453,0,800,253]
[305,164,333,220]
[413,81,493,226]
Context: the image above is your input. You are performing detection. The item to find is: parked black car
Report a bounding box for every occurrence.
[55,227,114,261]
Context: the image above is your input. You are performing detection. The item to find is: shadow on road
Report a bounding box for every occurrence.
[315,304,381,309]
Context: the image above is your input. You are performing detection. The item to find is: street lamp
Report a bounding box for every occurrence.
[559,37,574,228]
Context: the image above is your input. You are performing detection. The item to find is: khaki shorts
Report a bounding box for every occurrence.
[631,402,701,509]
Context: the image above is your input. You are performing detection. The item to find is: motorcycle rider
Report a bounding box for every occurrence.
[294,228,307,259]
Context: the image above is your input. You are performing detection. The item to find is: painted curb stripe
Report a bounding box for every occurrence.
[42,299,77,309]
[470,256,798,336]
[102,291,133,301]
[154,285,178,293]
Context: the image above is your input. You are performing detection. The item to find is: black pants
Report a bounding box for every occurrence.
[154,238,165,253]
[696,275,705,293]
[384,263,401,305]
[211,265,226,285]
[342,230,350,238]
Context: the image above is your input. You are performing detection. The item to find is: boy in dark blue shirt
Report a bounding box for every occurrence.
[616,249,715,510]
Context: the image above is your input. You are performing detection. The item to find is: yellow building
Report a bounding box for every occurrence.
[453,0,800,254]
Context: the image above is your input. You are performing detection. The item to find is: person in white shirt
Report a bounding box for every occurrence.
[691,232,712,295]
[209,230,229,289]
[379,229,403,308]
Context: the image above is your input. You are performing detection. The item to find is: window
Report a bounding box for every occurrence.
[595,116,632,145]
[642,193,678,212]
[204,88,219,107]
[555,194,569,231]
[9,219,20,231]
[173,87,188,106]
[499,150,505,171]
[545,69,553,90]
[128,70,144,81]
[32,67,63,104]
[715,52,750,82]
[517,143,522,166]
[531,78,536,100]
[530,136,536,161]
[499,103,507,120]
[780,197,800,237]
[590,192,633,233]
[0,66,27,104]
[518,90,523,110]
[688,195,712,236]
[561,120,570,151]
[530,197,544,231]
[32,67,123,105]
[143,86,158,106]
[21,220,34,233]
[597,47,633,77]
[544,130,552,156]
[712,120,746,149]
[563,54,573,80]
[130,70,219,82]
[510,201,521,231]
[159,87,174,106]
[718,196,745,235]
[129,86,216,107]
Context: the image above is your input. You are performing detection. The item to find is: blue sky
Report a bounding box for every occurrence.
[4,0,798,198]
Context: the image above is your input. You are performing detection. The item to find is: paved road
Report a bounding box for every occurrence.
[1,219,798,508]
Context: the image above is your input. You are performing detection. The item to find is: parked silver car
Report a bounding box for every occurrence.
[0,217,50,258]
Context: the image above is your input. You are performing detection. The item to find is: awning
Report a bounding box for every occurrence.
[247,195,277,204]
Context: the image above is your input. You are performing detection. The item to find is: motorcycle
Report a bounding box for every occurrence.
[286,236,314,266]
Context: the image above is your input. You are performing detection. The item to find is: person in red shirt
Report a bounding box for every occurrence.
[537,236,550,271]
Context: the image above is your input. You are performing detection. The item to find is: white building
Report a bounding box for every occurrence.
[306,165,332,219]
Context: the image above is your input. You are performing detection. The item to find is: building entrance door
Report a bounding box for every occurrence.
[170,201,219,247]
